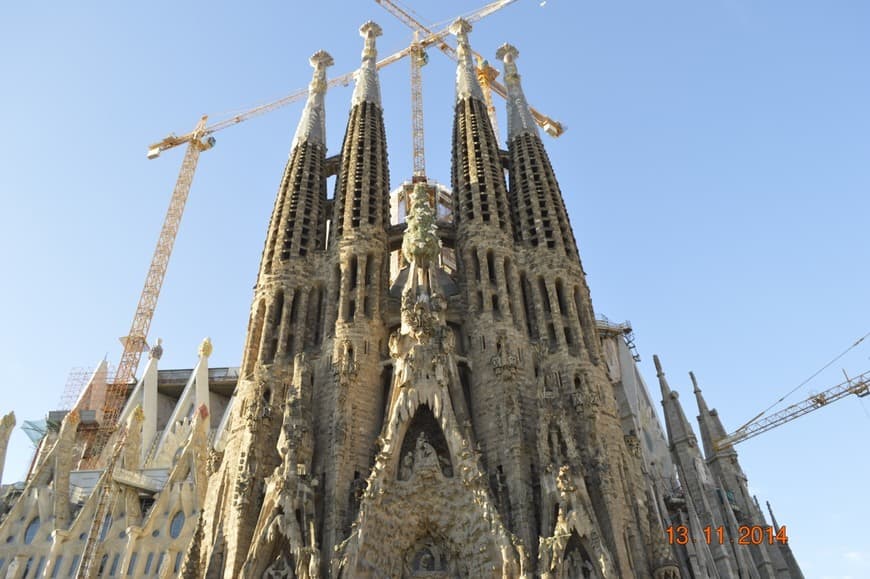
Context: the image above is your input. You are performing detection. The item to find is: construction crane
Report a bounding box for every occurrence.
[715,369,870,449]
[80,116,214,469]
[374,0,566,138]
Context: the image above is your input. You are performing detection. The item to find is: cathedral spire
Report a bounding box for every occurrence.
[495,43,538,139]
[766,500,781,533]
[655,355,740,578]
[260,50,333,274]
[449,18,511,235]
[450,18,485,102]
[352,21,382,107]
[691,371,733,459]
[654,354,672,400]
[498,42,579,261]
[292,50,333,150]
[655,355,699,450]
[333,20,389,237]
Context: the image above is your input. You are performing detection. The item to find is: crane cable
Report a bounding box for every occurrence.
[750,330,870,425]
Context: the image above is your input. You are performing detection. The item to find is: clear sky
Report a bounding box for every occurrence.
[1,1,868,576]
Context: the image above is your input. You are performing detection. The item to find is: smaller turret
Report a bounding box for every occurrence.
[0,412,15,486]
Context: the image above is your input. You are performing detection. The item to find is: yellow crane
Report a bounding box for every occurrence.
[80,116,213,469]
[410,31,428,180]
[716,369,869,449]
[374,0,566,138]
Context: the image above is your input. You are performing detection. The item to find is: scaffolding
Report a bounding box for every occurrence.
[58,367,95,411]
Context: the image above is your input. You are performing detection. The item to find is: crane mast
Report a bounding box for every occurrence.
[476,55,501,139]
[81,116,213,468]
[410,32,427,180]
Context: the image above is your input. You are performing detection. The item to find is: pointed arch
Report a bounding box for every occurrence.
[562,531,601,579]
[397,406,452,481]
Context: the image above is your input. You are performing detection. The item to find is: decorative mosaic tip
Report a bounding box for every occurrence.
[360,21,383,58]
[449,18,473,38]
[149,337,164,360]
[0,412,14,430]
[653,354,664,375]
[293,50,333,149]
[310,49,334,71]
[131,405,145,424]
[199,336,213,358]
[451,18,484,103]
[653,354,674,399]
[496,43,538,139]
[352,21,382,106]
[198,404,210,420]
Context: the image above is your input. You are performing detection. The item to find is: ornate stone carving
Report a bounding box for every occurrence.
[397,432,451,481]
[198,336,213,358]
[263,554,293,578]
[149,337,164,360]
[401,183,440,268]
[491,335,521,380]
[207,449,223,475]
[624,433,641,458]
[332,339,360,387]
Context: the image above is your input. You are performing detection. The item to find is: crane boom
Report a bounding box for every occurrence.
[374,0,565,137]
[147,18,476,160]
[716,369,870,449]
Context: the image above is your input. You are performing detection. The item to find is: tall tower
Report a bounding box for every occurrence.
[195,48,336,578]
[319,19,391,560]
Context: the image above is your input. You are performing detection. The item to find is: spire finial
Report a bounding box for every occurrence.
[149,337,163,360]
[451,18,485,102]
[653,354,673,400]
[360,21,382,59]
[496,42,539,139]
[199,337,213,358]
[293,50,333,149]
[352,21,383,106]
[766,500,781,533]
[691,371,712,418]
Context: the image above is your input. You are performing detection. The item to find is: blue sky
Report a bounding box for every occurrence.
[1,1,868,575]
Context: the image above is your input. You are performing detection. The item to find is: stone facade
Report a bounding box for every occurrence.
[0,17,804,579]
